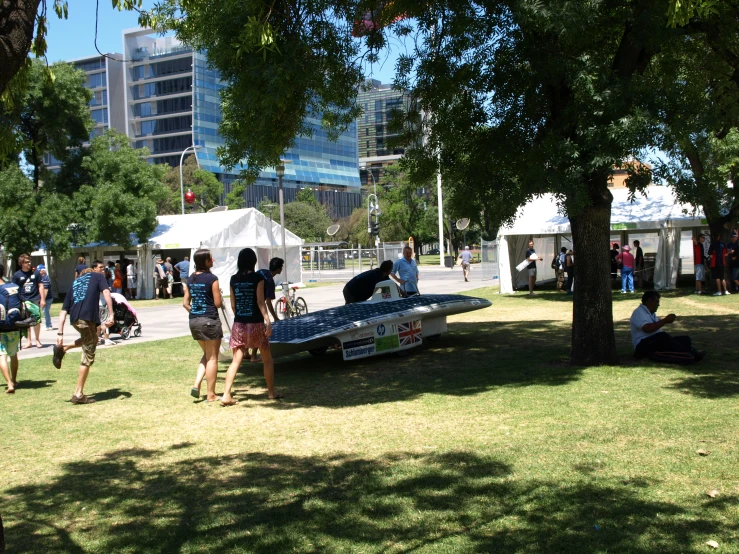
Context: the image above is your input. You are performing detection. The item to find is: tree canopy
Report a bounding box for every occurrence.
[160,154,225,214]
[257,196,331,242]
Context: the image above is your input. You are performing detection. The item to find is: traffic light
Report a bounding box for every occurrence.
[370,221,379,236]
[450,219,457,233]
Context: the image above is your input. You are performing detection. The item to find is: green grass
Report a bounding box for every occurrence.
[2,289,738,553]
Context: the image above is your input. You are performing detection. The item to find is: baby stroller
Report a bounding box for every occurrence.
[109,298,142,340]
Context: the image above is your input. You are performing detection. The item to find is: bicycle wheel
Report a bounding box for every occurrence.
[294,297,308,316]
[274,298,287,320]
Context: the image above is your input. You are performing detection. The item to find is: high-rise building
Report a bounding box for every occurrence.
[121,28,361,217]
[357,79,410,188]
[44,53,125,169]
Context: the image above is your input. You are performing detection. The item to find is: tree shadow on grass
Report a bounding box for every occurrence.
[2,446,735,553]
[254,319,583,409]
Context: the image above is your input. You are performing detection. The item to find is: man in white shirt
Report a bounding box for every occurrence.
[459,246,473,282]
[630,291,703,364]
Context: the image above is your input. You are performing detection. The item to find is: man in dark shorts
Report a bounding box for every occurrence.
[707,233,728,296]
[54,260,114,404]
[343,261,393,304]
[525,240,540,295]
[12,253,44,349]
[630,290,704,364]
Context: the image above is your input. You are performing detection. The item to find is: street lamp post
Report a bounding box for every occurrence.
[276,160,292,283]
[263,203,277,258]
[180,144,202,215]
[360,164,380,264]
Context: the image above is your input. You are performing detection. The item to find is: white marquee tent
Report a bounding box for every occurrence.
[52,208,303,299]
[497,187,705,294]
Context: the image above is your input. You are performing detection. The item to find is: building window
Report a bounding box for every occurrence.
[365,128,369,136]
[375,124,383,135]
[375,100,382,110]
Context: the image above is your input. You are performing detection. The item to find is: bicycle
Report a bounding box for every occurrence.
[274,282,308,319]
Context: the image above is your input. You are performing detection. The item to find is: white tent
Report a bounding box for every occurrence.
[52,208,303,299]
[498,187,704,294]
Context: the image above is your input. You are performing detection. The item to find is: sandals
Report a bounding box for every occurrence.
[190,387,200,399]
[70,394,96,405]
[52,345,65,369]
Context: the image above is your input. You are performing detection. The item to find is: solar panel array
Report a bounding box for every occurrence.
[271,294,489,344]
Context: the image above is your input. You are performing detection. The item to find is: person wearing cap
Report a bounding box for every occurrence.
[37,264,54,330]
[459,246,473,282]
[727,230,739,293]
[616,244,635,294]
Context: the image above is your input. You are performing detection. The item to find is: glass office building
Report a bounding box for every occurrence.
[121,29,361,217]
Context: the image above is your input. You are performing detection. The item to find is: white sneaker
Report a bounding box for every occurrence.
[713,292,722,296]
[104,339,117,346]
[694,290,700,295]
[724,291,731,295]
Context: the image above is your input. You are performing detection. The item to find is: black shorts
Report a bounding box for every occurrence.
[189,317,223,341]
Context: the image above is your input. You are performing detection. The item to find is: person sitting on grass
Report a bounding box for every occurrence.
[630,291,704,365]
[54,261,115,404]
[221,248,280,405]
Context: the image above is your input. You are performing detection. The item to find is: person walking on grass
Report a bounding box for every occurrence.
[221,248,280,405]
[707,233,729,296]
[616,245,635,293]
[53,261,114,405]
[0,266,21,394]
[184,249,223,402]
[459,246,473,282]
[12,254,44,349]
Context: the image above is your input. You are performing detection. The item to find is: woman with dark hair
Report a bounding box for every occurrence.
[184,248,223,402]
[221,248,279,405]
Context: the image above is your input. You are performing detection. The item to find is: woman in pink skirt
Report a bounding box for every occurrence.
[221,248,279,405]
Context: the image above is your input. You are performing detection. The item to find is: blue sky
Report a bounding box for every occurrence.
[45,0,399,83]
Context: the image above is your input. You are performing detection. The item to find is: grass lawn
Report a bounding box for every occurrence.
[2,288,738,553]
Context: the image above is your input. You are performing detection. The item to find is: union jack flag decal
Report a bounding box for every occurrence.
[398,320,422,346]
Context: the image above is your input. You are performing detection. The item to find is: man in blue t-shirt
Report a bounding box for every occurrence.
[175,257,191,287]
[391,246,419,296]
[12,253,44,349]
[54,260,114,405]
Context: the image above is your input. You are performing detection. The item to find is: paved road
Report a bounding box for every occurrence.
[18,265,497,361]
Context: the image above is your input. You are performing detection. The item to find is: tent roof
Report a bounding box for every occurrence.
[499,186,704,236]
[148,208,303,249]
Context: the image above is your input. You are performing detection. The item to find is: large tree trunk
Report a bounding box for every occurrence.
[0,0,41,95]
[569,180,618,365]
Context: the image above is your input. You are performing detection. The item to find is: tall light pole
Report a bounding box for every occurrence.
[360,163,380,265]
[180,144,202,215]
[263,203,277,258]
[276,160,292,282]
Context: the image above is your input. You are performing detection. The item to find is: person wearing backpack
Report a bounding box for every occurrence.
[12,253,44,349]
[552,247,566,291]
[0,265,22,393]
[565,249,575,295]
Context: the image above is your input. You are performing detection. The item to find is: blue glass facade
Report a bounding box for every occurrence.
[192,53,361,217]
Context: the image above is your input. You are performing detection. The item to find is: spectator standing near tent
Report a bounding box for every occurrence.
[565,249,575,295]
[154,257,170,299]
[553,247,566,291]
[184,249,223,402]
[126,260,137,299]
[175,257,190,284]
[616,245,635,294]
[112,263,124,294]
[707,233,729,296]
[610,244,620,280]
[54,260,114,404]
[38,264,53,331]
[222,248,281,405]
[525,240,540,295]
[727,230,739,293]
[633,240,644,289]
[459,246,473,282]
[12,254,44,349]
[693,234,707,295]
